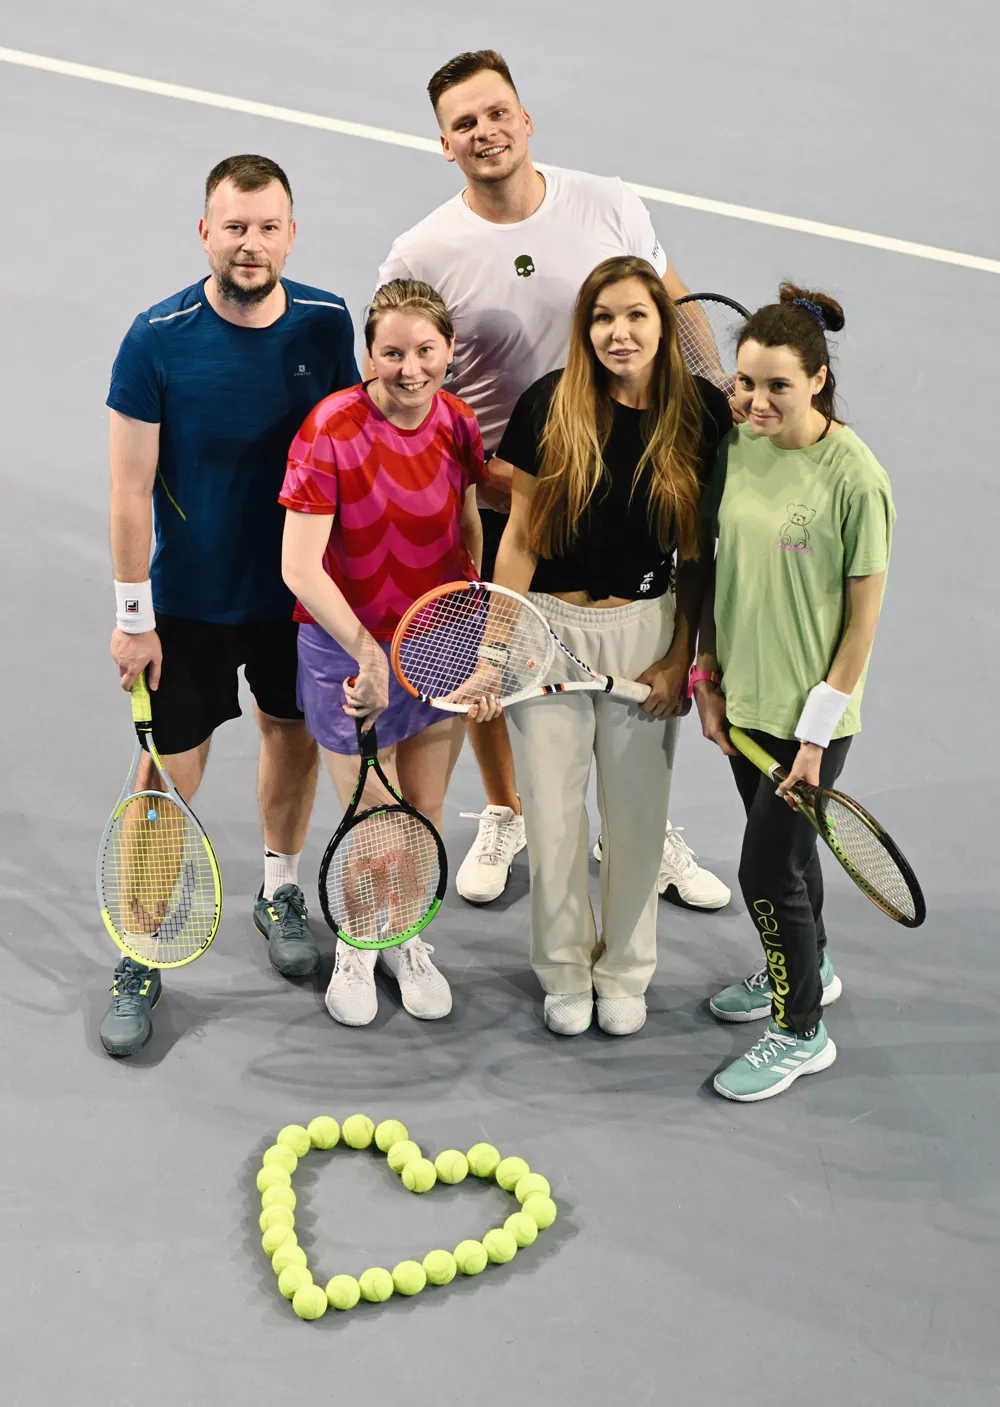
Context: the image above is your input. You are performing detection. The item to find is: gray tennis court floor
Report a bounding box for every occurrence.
[1,5,998,1404]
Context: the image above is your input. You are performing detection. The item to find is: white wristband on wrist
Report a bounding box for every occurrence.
[115,579,156,634]
[794,681,851,748]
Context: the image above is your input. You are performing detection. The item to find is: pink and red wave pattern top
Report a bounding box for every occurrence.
[280,384,486,639]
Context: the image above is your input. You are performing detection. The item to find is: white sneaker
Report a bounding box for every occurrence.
[543,993,594,1035]
[379,938,452,1019]
[658,823,731,910]
[325,941,377,1026]
[455,806,526,904]
[596,995,647,1036]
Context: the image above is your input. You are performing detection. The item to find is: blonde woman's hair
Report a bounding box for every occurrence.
[364,279,454,350]
[529,256,705,562]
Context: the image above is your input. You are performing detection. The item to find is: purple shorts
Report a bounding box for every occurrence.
[296,623,442,754]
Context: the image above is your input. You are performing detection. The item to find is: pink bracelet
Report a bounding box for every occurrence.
[687,667,721,697]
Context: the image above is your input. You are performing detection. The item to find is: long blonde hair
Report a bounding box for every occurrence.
[529,256,705,562]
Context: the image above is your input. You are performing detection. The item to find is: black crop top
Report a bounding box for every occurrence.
[496,370,732,601]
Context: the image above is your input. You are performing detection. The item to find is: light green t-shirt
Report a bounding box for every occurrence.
[704,423,895,740]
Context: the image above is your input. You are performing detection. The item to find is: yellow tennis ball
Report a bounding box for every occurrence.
[261,1185,296,1212]
[522,1194,557,1229]
[277,1264,313,1300]
[307,1116,340,1150]
[454,1239,488,1276]
[256,1164,292,1193]
[392,1260,427,1296]
[483,1228,518,1264]
[515,1172,551,1204]
[259,1204,295,1233]
[262,1144,298,1174]
[374,1119,409,1152]
[504,1211,539,1247]
[261,1223,296,1256]
[276,1124,311,1158]
[401,1157,437,1193]
[387,1140,422,1173]
[422,1249,457,1286]
[342,1114,375,1150]
[326,1274,362,1311]
[359,1267,394,1303]
[292,1283,328,1320]
[271,1242,308,1275]
[495,1156,530,1192]
[466,1142,501,1177]
[434,1150,469,1184]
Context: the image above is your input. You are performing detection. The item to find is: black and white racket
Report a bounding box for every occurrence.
[318,718,447,951]
[675,293,750,397]
[730,727,926,928]
[96,673,223,967]
[391,581,654,711]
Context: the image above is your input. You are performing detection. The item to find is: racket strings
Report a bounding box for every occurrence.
[397,589,553,703]
[100,794,218,963]
[820,795,919,922]
[324,809,441,943]
[677,299,746,396]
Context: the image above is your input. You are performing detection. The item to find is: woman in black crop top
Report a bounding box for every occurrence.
[481,255,731,1037]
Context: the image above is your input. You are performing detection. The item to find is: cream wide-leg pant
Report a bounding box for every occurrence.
[506,592,679,999]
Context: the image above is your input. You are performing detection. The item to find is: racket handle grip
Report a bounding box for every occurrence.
[611,679,652,704]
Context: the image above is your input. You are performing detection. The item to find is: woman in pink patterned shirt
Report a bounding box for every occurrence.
[280,280,485,1026]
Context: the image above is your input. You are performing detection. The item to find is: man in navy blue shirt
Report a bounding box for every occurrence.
[102,154,359,1056]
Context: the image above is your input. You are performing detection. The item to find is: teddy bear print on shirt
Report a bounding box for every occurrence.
[779,503,816,552]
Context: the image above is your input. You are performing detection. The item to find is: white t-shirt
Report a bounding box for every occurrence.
[377,166,667,453]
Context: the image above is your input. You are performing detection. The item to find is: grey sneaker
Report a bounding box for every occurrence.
[100,956,162,1056]
[254,884,320,978]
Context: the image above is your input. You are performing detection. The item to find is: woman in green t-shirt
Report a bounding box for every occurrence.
[693,282,895,1102]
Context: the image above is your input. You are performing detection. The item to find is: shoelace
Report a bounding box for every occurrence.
[660,825,700,878]
[459,810,512,865]
[744,966,771,993]
[394,940,436,978]
[744,1027,797,1070]
[270,888,308,942]
[336,944,374,985]
[111,960,150,1015]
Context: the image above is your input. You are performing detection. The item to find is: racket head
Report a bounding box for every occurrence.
[815,789,926,928]
[392,581,556,709]
[674,293,749,397]
[97,787,223,968]
[318,802,447,950]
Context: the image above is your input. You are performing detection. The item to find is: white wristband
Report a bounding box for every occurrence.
[794,681,851,748]
[115,579,156,634]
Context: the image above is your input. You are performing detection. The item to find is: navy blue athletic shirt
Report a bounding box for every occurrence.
[107,278,359,624]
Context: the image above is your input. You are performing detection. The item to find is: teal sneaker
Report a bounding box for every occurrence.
[714,1020,837,1102]
[709,952,843,1023]
[100,957,162,1056]
[254,884,320,978]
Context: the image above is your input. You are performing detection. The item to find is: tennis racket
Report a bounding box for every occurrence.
[96,673,223,967]
[729,727,926,928]
[391,581,654,711]
[318,718,447,951]
[675,293,750,397]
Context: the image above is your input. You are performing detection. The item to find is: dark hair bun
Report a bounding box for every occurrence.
[778,281,845,334]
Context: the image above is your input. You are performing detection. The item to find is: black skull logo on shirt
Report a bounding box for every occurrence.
[514,254,536,278]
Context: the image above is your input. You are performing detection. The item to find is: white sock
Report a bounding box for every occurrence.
[263,849,301,901]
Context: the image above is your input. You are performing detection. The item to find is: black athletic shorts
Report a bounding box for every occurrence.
[148,614,303,755]
[479,507,508,583]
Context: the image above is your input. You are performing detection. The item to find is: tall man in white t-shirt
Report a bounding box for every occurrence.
[377,49,730,911]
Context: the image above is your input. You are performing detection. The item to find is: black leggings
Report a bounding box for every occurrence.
[729,730,852,1035]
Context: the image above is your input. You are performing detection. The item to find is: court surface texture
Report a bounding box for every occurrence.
[1,5,998,1404]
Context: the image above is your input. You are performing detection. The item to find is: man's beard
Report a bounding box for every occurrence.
[213,258,280,307]
[468,145,527,187]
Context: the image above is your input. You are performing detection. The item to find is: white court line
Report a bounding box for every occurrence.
[3,43,999,277]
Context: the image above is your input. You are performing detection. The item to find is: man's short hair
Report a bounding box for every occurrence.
[427,50,518,114]
[204,155,293,212]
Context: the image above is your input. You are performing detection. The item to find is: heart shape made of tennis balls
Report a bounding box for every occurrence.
[255,1115,559,1320]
